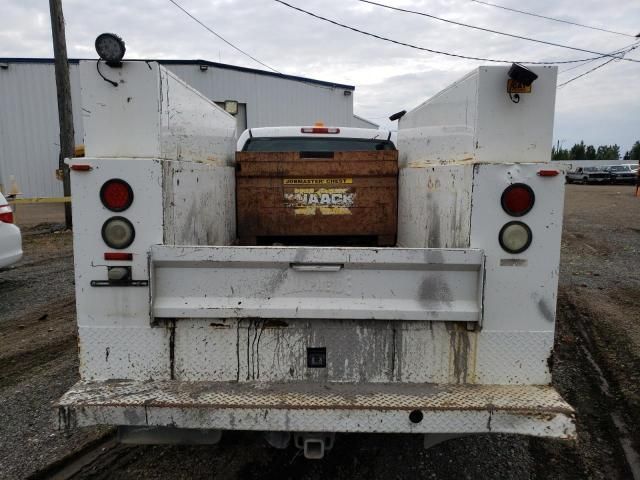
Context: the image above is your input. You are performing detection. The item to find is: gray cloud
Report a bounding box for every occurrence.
[1,0,639,151]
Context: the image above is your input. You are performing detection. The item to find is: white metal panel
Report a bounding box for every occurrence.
[474,331,555,384]
[80,61,236,164]
[397,66,557,167]
[0,62,83,197]
[80,61,160,159]
[77,326,171,381]
[470,163,565,332]
[151,246,485,322]
[172,318,554,385]
[68,157,169,380]
[162,160,236,245]
[476,66,557,164]
[397,165,474,248]
[159,68,236,165]
[397,69,478,167]
[469,163,565,384]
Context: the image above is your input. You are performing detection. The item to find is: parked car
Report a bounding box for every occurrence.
[0,192,22,268]
[604,164,637,184]
[566,166,610,184]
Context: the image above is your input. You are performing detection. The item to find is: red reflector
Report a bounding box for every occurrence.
[300,127,340,134]
[104,252,133,261]
[100,179,134,212]
[70,164,93,171]
[538,169,560,177]
[501,183,535,217]
[0,205,14,224]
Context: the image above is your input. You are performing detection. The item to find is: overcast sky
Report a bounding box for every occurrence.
[2,0,639,153]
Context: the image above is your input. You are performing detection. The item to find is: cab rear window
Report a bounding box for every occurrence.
[243,137,396,152]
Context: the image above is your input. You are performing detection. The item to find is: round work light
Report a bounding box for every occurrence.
[95,33,126,64]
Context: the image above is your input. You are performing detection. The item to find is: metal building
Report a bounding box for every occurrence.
[0,58,376,198]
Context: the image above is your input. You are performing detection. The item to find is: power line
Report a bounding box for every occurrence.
[358,0,633,61]
[558,57,620,87]
[559,41,640,74]
[470,0,640,38]
[167,0,281,73]
[274,0,636,65]
[558,44,640,87]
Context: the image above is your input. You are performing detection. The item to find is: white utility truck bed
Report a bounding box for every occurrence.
[58,60,574,458]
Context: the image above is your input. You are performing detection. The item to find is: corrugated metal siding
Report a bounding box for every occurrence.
[164,64,353,129]
[0,63,84,197]
[0,61,353,197]
[352,114,379,129]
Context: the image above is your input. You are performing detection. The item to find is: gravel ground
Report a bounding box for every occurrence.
[0,225,111,480]
[1,185,639,479]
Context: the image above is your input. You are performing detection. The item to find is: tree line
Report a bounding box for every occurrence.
[551,140,640,161]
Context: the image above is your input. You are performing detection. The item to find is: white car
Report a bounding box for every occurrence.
[0,192,22,268]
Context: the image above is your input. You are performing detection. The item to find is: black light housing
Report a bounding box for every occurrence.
[100,179,134,212]
[389,110,407,121]
[499,221,533,254]
[508,63,538,87]
[95,33,126,65]
[501,183,535,217]
[102,216,135,249]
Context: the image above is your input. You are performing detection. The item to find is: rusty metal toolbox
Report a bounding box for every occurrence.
[235,150,398,246]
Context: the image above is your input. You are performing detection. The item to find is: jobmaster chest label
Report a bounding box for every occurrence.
[283,178,355,215]
[283,178,353,185]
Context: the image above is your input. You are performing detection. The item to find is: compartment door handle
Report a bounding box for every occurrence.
[290,263,343,272]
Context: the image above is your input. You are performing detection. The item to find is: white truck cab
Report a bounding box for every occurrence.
[58,61,574,459]
[237,125,395,152]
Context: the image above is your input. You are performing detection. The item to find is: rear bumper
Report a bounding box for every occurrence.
[57,380,575,439]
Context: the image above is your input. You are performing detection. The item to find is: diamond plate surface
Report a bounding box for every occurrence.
[78,327,171,381]
[60,380,572,412]
[57,380,575,437]
[475,331,554,384]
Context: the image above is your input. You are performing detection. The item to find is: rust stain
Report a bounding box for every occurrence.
[448,324,477,384]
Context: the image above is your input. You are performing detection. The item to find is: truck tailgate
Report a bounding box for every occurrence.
[150,245,485,322]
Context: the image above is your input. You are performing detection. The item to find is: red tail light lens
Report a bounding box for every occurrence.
[100,179,133,212]
[301,127,340,134]
[501,183,535,217]
[104,252,133,261]
[0,204,14,224]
